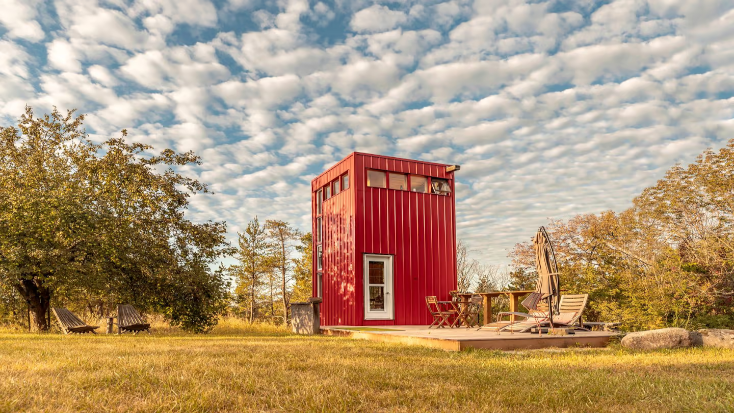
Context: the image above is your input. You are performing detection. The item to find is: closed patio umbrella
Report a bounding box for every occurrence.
[533,226,560,325]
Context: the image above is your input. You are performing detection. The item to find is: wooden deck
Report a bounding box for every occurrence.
[322,325,618,351]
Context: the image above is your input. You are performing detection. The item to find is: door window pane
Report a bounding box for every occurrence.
[367,170,386,188]
[368,261,385,284]
[369,287,385,310]
[388,173,407,190]
[342,173,349,190]
[333,179,340,195]
[410,175,427,193]
[316,190,322,214]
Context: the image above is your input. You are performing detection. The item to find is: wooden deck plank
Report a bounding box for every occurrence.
[322,325,617,352]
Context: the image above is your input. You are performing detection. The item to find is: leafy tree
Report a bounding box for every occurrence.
[456,240,477,293]
[509,138,734,330]
[265,220,301,324]
[0,107,232,332]
[231,217,271,323]
[291,232,313,303]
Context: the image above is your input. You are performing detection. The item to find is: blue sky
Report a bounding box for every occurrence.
[1,0,733,265]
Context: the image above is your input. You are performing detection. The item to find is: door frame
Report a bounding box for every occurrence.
[363,254,394,320]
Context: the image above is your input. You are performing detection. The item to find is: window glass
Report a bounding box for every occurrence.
[325,185,331,199]
[333,179,340,195]
[317,245,323,270]
[410,175,428,193]
[367,170,386,188]
[388,173,407,190]
[342,173,349,190]
[316,217,322,243]
[431,178,451,195]
[316,190,322,214]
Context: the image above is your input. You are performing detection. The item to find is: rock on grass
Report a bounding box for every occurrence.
[621,328,696,350]
[698,329,734,349]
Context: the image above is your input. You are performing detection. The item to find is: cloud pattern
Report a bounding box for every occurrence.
[1,0,733,265]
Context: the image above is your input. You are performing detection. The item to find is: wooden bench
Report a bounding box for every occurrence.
[117,304,151,334]
[52,308,99,334]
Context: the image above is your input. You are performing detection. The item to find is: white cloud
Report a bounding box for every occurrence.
[120,44,230,90]
[55,0,149,50]
[129,0,218,27]
[351,5,407,33]
[0,0,44,41]
[47,39,82,73]
[0,40,35,117]
[7,0,734,267]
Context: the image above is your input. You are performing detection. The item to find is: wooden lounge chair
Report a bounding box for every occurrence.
[52,307,99,334]
[498,294,589,333]
[117,304,151,334]
[426,296,456,328]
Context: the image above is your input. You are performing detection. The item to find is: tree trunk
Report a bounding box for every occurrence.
[15,278,51,332]
[269,272,275,322]
[249,271,255,324]
[281,249,288,325]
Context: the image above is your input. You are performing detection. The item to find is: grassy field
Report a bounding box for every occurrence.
[1,320,733,412]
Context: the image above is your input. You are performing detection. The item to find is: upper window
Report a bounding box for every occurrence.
[316,189,322,214]
[342,173,349,190]
[388,173,407,190]
[410,175,428,193]
[325,185,331,200]
[333,179,340,195]
[431,178,451,195]
[367,170,386,188]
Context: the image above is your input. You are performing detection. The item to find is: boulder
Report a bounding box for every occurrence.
[698,329,734,349]
[621,328,695,350]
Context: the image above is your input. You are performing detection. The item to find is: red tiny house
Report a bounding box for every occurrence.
[312,153,457,326]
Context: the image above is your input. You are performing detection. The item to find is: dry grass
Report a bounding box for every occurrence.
[1,319,733,412]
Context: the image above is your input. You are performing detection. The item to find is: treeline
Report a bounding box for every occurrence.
[0,107,233,333]
[226,217,312,325]
[510,139,734,331]
[0,107,314,332]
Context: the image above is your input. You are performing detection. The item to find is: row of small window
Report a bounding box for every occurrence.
[316,173,349,215]
[367,170,452,195]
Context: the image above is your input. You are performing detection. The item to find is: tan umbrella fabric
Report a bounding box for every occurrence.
[533,228,560,314]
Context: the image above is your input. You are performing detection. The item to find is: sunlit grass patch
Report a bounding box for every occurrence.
[0,326,733,412]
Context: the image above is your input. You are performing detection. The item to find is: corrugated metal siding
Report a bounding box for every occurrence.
[355,153,457,326]
[312,154,356,326]
[313,152,457,326]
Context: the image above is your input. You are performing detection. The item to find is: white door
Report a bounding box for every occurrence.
[363,254,394,320]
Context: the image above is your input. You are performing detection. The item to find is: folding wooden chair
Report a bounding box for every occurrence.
[425,296,456,328]
[463,295,484,327]
[117,304,151,334]
[52,308,99,334]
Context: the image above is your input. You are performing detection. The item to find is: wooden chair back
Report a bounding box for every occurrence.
[557,294,588,326]
[425,296,441,314]
[118,304,147,328]
[52,308,98,334]
[52,308,86,333]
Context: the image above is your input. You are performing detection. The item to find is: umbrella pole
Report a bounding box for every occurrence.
[549,296,554,331]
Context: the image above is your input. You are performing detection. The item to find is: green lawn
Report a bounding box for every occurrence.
[1,322,733,412]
